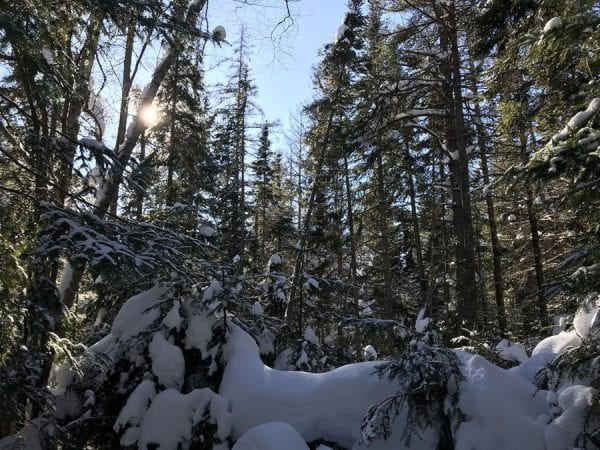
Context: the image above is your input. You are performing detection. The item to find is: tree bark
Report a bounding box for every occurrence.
[343,154,359,315]
[376,151,393,317]
[470,67,507,332]
[437,0,478,330]
[403,142,427,301]
[59,0,207,309]
[55,13,104,206]
[519,130,548,330]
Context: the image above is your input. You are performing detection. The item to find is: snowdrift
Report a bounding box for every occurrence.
[4,286,597,450]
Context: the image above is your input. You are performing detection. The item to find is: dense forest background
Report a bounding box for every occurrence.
[1,0,599,448]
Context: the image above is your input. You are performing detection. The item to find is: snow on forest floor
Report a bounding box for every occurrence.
[1,287,598,450]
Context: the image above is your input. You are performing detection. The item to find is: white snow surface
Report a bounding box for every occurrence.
[89,285,600,449]
[513,330,581,383]
[363,344,378,360]
[41,48,54,65]
[544,385,597,450]
[303,326,319,345]
[219,324,398,449]
[543,17,562,33]
[532,330,581,359]
[111,285,168,341]
[198,224,216,237]
[268,253,282,270]
[268,253,282,266]
[454,352,548,450]
[149,332,185,389]
[163,300,182,331]
[231,422,309,450]
[573,293,600,337]
[555,98,600,142]
[0,418,45,450]
[220,321,557,450]
[137,388,231,450]
[114,379,156,431]
[495,339,529,364]
[251,301,263,316]
[415,307,431,333]
[335,24,349,42]
[567,97,600,130]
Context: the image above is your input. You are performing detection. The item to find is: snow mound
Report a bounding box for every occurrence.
[198,224,216,237]
[363,345,378,361]
[163,300,182,330]
[513,331,581,382]
[545,385,596,450]
[268,253,282,269]
[0,418,46,450]
[232,422,309,450]
[303,326,318,345]
[219,324,397,449]
[454,352,548,450]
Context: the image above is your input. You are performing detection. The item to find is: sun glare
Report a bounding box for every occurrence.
[139,104,159,128]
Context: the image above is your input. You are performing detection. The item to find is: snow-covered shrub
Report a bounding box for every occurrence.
[276,326,332,373]
[261,254,288,319]
[358,342,464,448]
[534,294,600,449]
[47,280,234,449]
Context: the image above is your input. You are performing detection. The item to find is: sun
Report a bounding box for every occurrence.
[139,104,159,128]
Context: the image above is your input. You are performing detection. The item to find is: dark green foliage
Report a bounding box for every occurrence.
[359,342,464,448]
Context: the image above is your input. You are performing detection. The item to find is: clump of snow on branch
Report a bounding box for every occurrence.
[496,339,529,364]
[149,332,184,389]
[415,307,431,333]
[542,17,562,33]
[335,24,349,43]
[363,345,378,361]
[251,301,263,316]
[552,97,600,144]
[212,26,226,42]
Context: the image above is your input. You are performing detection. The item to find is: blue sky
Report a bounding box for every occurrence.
[203,0,348,149]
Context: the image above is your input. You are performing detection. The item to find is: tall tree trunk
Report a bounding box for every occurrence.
[470,67,507,332]
[135,132,146,219]
[376,151,393,317]
[59,0,207,309]
[286,66,347,330]
[234,36,248,264]
[343,153,358,315]
[166,58,180,207]
[437,0,478,330]
[115,16,135,151]
[519,130,548,329]
[403,143,427,301]
[55,13,104,206]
